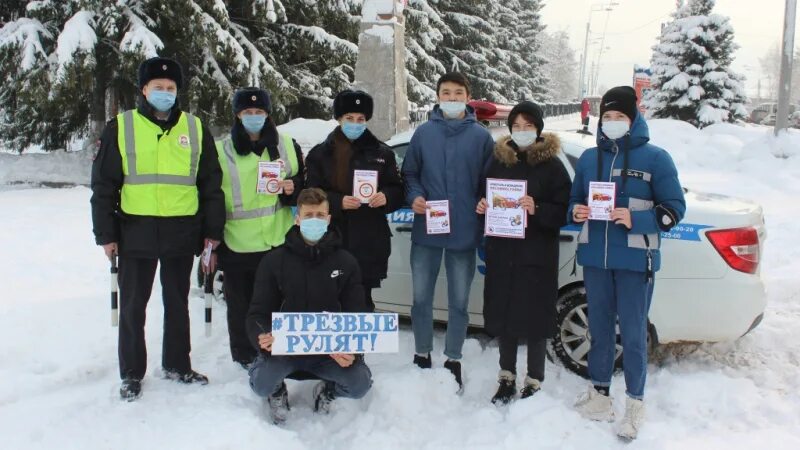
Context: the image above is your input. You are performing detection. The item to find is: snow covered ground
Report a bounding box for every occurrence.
[1,116,800,449]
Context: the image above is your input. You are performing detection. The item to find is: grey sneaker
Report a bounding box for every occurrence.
[267,382,290,424]
[313,381,335,414]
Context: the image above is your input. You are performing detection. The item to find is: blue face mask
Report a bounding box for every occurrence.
[439,101,466,119]
[341,122,367,140]
[299,218,328,242]
[146,90,176,112]
[241,114,266,134]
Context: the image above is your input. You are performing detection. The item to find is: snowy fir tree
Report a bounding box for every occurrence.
[642,0,748,128]
[0,0,562,151]
[538,30,577,101]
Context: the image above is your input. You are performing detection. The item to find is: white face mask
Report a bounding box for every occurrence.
[602,120,630,140]
[511,131,538,148]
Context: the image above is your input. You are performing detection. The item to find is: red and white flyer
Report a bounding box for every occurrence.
[588,181,616,221]
[353,170,379,203]
[425,200,450,234]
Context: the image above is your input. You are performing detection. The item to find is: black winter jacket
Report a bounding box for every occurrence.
[305,127,404,286]
[482,133,572,339]
[246,226,368,352]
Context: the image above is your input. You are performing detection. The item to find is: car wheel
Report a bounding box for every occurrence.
[550,286,655,379]
[550,286,622,378]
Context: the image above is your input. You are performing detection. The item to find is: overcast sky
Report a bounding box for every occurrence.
[539,0,798,98]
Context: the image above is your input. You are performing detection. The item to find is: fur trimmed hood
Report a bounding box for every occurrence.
[494,132,561,167]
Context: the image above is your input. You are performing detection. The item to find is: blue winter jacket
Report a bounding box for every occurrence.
[567,113,686,273]
[402,106,494,250]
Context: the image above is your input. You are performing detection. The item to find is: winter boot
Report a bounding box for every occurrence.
[520,376,541,399]
[574,385,614,422]
[164,368,209,385]
[119,378,142,401]
[443,359,463,393]
[313,381,336,414]
[617,397,645,441]
[267,382,290,425]
[413,353,432,369]
[491,370,516,405]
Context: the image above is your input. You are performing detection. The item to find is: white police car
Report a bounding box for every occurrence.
[374,129,767,378]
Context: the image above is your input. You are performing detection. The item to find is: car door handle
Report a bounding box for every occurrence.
[395,226,413,233]
[559,234,575,242]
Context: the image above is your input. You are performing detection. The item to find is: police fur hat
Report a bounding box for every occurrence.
[138,57,183,89]
[333,89,373,121]
[233,88,272,115]
[507,101,545,137]
[599,86,638,122]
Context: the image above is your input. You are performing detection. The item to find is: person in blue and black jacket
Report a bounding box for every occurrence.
[568,86,686,440]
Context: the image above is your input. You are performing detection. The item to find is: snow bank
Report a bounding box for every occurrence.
[0,150,92,186]
[278,118,338,152]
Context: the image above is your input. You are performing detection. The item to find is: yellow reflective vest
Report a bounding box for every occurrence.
[216,133,298,253]
[117,109,203,216]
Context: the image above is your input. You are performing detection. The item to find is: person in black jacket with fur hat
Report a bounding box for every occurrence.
[476,101,572,405]
[246,188,372,424]
[90,56,225,400]
[212,87,305,368]
[304,89,404,311]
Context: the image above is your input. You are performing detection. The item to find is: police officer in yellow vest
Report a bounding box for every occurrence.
[213,87,304,368]
[90,57,225,401]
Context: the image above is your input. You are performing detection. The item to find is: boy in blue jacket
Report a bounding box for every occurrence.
[568,86,685,440]
[401,72,494,390]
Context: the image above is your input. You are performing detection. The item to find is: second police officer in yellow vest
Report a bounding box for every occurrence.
[213,88,305,368]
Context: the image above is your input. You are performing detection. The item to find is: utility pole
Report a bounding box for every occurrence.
[775,0,797,136]
[579,22,590,98]
[578,2,619,99]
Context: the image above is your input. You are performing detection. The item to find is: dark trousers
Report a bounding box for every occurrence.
[498,336,547,381]
[249,355,372,400]
[364,287,375,313]
[223,265,259,364]
[118,255,194,380]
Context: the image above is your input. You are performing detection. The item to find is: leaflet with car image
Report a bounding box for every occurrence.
[485,178,527,239]
[588,181,616,221]
[257,161,283,194]
[353,170,378,203]
[425,200,450,234]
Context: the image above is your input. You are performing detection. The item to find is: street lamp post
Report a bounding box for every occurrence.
[579,1,619,99]
[775,0,797,137]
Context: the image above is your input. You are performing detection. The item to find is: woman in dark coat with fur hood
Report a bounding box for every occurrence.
[476,101,572,404]
[305,90,404,311]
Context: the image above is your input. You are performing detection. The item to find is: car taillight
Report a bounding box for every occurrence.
[706,227,760,274]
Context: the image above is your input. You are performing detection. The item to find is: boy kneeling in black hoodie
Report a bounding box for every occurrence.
[246,188,373,424]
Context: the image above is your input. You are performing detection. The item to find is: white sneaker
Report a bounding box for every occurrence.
[574,385,615,422]
[617,397,645,441]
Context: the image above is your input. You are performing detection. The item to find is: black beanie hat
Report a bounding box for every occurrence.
[333,89,374,121]
[233,88,272,115]
[138,57,183,89]
[600,86,638,122]
[507,101,545,137]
